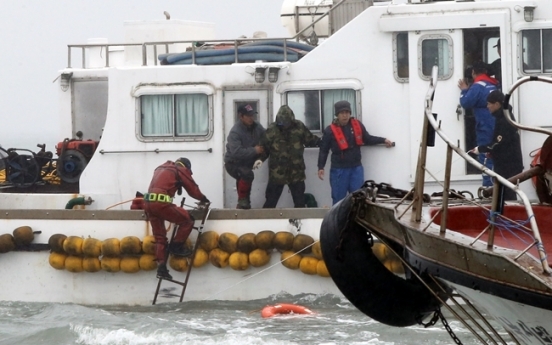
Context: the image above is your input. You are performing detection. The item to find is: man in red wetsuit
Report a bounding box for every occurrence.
[144,157,210,280]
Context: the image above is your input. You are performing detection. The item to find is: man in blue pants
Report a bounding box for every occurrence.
[317,100,394,205]
[458,61,499,187]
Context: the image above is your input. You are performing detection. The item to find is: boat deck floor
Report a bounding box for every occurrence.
[430,204,552,265]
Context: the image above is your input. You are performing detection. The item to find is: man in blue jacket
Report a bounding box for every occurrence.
[317,100,393,205]
[458,61,499,187]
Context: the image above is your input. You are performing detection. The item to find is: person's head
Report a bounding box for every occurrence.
[486,90,504,113]
[175,157,192,172]
[275,105,295,130]
[472,61,488,76]
[334,100,352,126]
[494,38,501,57]
[237,104,258,127]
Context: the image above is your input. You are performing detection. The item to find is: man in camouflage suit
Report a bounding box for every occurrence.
[260,105,320,208]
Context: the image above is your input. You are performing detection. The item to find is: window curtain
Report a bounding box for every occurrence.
[322,89,355,127]
[175,94,209,136]
[141,95,173,136]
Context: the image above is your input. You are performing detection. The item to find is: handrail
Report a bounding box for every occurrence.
[99,148,212,154]
[418,66,550,274]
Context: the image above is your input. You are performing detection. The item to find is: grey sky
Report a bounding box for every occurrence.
[0,0,289,151]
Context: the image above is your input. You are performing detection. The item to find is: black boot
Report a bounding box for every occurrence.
[156,263,172,280]
[168,242,192,257]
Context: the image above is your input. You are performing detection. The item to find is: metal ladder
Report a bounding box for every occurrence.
[152,206,211,305]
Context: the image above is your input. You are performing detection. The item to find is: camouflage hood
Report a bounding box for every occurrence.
[275,105,296,128]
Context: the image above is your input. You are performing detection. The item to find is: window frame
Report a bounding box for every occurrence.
[393,32,409,83]
[133,83,214,142]
[520,28,552,75]
[418,34,454,81]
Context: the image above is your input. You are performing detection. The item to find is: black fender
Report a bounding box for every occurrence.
[320,194,442,327]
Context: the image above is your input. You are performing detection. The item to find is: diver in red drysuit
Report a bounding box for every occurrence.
[143,158,209,279]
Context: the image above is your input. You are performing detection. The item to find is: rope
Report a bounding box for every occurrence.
[105,198,140,210]
[202,240,318,300]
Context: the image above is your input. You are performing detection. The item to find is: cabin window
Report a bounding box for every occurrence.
[140,93,210,138]
[522,29,552,74]
[394,32,409,82]
[286,89,356,132]
[419,35,453,80]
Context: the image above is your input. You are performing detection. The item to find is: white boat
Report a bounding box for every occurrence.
[0,0,551,311]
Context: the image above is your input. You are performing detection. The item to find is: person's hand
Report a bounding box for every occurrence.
[458,78,469,90]
[254,145,264,154]
[253,160,263,169]
[318,169,324,180]
[384,139,394,148]
[197,196,210,209]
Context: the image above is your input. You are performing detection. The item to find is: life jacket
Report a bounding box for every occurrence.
[330,118,363,150]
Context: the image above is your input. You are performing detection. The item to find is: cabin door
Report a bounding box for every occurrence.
[407,30,466,185]
[222,89,271,208]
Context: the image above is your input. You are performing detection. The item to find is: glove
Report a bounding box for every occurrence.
[469,147,479,155]
[253,160,263,169]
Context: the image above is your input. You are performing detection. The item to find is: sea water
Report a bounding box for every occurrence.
[0,293,512,345]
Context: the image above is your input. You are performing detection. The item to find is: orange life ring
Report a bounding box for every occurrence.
[261,303,314,318]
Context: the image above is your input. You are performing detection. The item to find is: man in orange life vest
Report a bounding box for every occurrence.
[144,157,210,280]
[317,100,394,205]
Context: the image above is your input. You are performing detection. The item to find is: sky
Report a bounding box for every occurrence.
[0,0,290,152]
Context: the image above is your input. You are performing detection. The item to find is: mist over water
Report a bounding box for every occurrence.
[0,293,505,345]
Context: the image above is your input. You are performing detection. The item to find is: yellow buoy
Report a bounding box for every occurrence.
[293,234,314,254]
[120,256,141,273]
[209,248,230,268]
[316,260,330,277]
[299,256,319,275]
[65,255,84,273]
[383,258,405,275]
[63,236,84,256]
[48,252,67,270]
[228,252,249,271]
[101,238,121,257]
[255,230,275,251]
[169,255,189,272]
[101,256,121,273]
[198,231,219,252]
[142,235,156,255]
[249,249,270,267]
[48,234,66,253]
[0,233,16,253]
[237,233,256,254]
[120,236,142,255]
[82,238,102,257]
[372,242,388,261]
[218,232,238,253]
[13,226,34,246]
[273,232,294,252]
[83,257,101,272]
[311,241,323,260]
[139,254,157,271]
[192,248,209,268]
[281,251,301,270]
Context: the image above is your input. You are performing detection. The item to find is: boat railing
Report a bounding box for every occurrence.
[64,0,361,69]
[407,66,551,275]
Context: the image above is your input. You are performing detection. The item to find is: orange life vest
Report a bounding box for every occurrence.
[330,118,363,150]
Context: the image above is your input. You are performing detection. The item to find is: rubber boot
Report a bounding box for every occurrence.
[169,242,192,257]
[236,198,251,209]
[156,263,172,280]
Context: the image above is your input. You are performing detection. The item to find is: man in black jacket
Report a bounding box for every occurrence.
[224,104,266,209]
[469,91,523,200]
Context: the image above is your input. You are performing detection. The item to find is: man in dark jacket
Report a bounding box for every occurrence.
[224,104,266,209]
[458,61,500,187]
[144,158,209,280]
[260,105,320,208]
[469,91,523,201]
[317,100,393,205]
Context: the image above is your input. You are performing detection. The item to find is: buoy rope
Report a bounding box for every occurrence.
[105,198,141,210]
[202,240,319,300]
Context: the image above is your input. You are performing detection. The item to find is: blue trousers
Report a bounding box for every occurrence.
[329,166,364,205]
[479,153,494,187]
